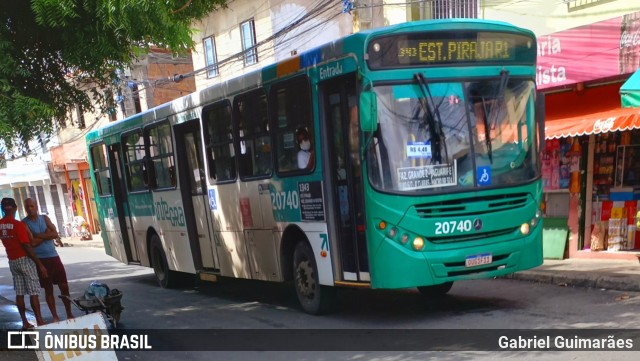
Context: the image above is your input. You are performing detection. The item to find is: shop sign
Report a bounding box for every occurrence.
[537,11,640,90]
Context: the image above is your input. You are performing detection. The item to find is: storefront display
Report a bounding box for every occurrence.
[542,138,572,191]
[588,130,640,252]
[542,128,640,254]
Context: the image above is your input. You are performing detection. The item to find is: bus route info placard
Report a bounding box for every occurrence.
[298,181,325,222]
[396,161,457,191]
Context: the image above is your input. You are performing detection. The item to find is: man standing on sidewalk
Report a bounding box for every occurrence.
[0,197,47,330]
[23,198,74,322]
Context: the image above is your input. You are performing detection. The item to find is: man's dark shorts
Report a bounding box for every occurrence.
[36,256,68,289]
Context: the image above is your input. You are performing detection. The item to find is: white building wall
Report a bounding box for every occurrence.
[269,0,353,62]
[192,0,275,90]
[191,0,354,91]
[483,0,640,36]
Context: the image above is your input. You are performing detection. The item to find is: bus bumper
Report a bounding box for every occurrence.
[369,224,543,289]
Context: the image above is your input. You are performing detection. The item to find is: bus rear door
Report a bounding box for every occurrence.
[107,143,140,263]
[174,120,219,271]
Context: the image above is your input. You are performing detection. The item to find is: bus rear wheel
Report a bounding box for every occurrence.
[293,242,335,315]
[417,282,453,297]
[150,235,179,288]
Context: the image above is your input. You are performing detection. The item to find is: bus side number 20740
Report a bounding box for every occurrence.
[271,190,299,211]
[435,220,473,235]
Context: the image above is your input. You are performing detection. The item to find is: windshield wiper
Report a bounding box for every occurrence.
[482,70,510,164]
[480,96,493,163]
[414,73,448,164]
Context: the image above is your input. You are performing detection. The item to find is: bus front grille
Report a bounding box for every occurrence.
[429,228,517,243]
[414,193,529,218]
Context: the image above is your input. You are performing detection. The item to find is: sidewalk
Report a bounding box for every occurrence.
[508,257,640,292]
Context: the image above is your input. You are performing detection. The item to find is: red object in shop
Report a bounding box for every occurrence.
[600,201,613,221]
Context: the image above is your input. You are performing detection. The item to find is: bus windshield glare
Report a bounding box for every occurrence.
[366,78,540,193]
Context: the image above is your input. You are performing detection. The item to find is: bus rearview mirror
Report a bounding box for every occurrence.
[359,91,378,132]
[535,92,545,152]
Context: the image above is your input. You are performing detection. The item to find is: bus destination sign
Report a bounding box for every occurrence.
[366,31,535,69]
[397,38,515,64]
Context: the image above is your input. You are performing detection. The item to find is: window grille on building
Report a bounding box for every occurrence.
[203,36,219,78]
[409,0,478,21]
[76,106,86,129]
[240,19,258,66]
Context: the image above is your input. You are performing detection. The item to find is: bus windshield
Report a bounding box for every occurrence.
[366,78,539,193]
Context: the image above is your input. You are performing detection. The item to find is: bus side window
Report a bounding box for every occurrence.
[122,130,149,192]
[234,89,271,179]
[146,122,176,189]
[90,143,112,196]
[269,75,313,175]
[203,101,236,183]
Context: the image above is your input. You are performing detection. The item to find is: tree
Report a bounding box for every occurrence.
[0,0,227,153]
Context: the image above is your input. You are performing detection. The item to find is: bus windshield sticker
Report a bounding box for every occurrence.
[397,161,457,190]
[298,181,325,221]
[208,188,218,210]
[258,183,271,195]
[283,132,295,149]
[477,166,492,186]
[406,141,432,158]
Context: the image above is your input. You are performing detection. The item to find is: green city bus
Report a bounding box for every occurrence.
[87,19,544,314]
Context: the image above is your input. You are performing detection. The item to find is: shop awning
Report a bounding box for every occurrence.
[0,161,52,188]
[545,107,640,140]
[620,69,640,108]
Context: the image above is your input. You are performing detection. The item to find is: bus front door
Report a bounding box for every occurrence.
[174,120,219,271]
[108,143,140,263]
[321,74,370,282]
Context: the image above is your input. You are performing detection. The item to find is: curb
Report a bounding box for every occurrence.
[59,237,104,249]
[506,271,640,292]
[62,242,104,249]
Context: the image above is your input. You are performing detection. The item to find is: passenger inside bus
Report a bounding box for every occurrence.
[296,127,315,170]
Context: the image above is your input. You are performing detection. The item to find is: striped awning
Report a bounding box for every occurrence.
[545,107,640,140]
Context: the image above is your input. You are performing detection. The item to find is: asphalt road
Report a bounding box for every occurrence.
[1,247,639,361]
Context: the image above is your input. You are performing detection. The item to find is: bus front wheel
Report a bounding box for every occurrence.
[417,282,453,297]
[150,235,178,288]
[293,242,335,315]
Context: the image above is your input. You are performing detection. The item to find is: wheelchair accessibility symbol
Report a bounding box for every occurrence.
[208,188,218,210]
[477,166,491,186]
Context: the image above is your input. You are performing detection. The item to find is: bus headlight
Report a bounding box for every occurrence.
[412,237,425,251]
[530,209,543,228]
[520,223,530,235]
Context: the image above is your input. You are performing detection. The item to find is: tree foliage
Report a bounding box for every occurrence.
[0,0,226,153]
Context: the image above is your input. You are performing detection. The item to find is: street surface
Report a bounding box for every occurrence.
[1,247,639,360]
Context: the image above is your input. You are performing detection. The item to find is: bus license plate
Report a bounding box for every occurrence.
[465,253,492,268]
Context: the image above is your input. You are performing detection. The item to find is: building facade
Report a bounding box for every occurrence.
[1,49,196,237]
